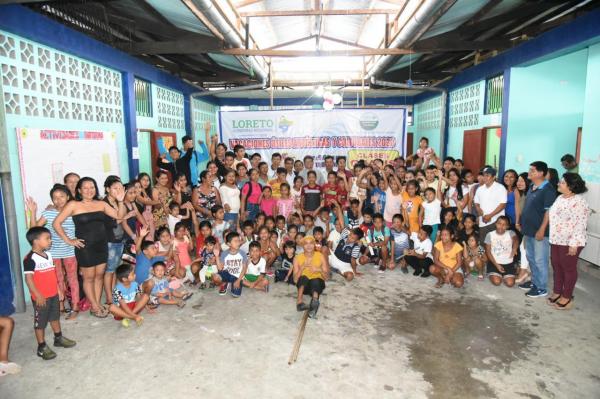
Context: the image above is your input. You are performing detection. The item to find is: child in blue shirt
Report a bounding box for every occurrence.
[134,227,164,293]
[109,264,149,328]
[368,213,391,273]
[389,213,410,272]
[148,261,193,307]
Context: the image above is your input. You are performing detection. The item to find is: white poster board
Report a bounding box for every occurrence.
[219,108,407,167]
[16,128,121,206]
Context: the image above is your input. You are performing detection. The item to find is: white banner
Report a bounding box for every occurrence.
[218,108,407,168]
[16,128,121,208]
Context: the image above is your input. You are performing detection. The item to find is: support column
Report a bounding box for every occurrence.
[499,68,511,175]
[122,72,139,179]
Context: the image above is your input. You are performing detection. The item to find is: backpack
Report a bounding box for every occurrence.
[241,181,262,209]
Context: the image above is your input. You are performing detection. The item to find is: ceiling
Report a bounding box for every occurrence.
[18,0,600,95]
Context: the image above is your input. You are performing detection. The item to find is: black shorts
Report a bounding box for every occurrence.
[296,275,325,296]
[34,295,60,329]
[486,261,516,278]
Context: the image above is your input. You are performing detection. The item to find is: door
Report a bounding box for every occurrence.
[485,128,501,169]
[462,129,487,173]
[406,133,414,158]
[150,131,178,180]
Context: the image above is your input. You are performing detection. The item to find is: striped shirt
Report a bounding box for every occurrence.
[42,208,75,259]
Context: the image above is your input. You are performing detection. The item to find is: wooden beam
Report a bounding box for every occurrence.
[180,0,225,41]
[123,37,225,55]
[239,9,399,17]
[265,35,315,50]
[235,0,264,7]
[320,35,373,50]
[223,48,415,57]
[412,37,512,52]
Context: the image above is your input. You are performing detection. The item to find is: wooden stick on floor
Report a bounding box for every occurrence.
[288,310,309,365]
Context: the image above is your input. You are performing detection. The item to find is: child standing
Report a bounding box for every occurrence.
[213,232,248,297]
[23,227,76,360]
[109,264,149,327]
[276,240,296,284]
[401,180,423,234]
[219,170,241,229]
[368,213,392,272]
[421,187,442,242]
[243,241,269,292]
[484,216,518,287]
[274,183,295,221]
[259,186,277,217]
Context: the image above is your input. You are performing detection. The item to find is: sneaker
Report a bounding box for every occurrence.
[53,335,76,348]
[412,270,421,276]
[121,319,130,328]
[519,281,533,290]
[218,283,227,295]
[401,267,409,274]
[0,362,21,375]
[37,344,57,360]
[526,288,548,298]
[420,271,431,278]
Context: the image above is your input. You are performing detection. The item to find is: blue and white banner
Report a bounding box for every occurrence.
[219,108,407,167]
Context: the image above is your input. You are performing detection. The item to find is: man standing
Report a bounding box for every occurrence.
[474,167,507,243]
[283,157,295,186]
[300,155,325,185]
[518,161,557,298]
[322,155,336,184]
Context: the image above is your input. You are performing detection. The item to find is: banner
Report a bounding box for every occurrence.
[219,108,406,168]
[16,128,121,210]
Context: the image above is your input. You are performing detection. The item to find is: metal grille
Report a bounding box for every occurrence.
[485,75,504,115]
[134,78,152,117]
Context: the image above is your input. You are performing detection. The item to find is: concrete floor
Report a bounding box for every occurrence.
[2,262,600,399]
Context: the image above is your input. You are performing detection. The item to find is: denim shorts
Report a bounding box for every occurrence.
[106,242,125,273]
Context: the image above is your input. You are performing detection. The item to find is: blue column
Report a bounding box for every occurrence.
[184,95,193,137]
[499,68,511,175]
[0,184,16,315]
[122,72,139,179]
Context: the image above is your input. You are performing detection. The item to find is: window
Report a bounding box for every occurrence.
[485,74,504,114]
[134,78,152,117]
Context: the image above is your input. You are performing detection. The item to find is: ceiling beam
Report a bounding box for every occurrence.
[239,9,400,17]
[412,37,512,52]
[234,0,264,7]
[265,34,315,50]
[320,35,373,50]
[223,48,415,57]
[121,37,225,55]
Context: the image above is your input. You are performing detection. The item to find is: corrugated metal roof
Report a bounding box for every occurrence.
[146,0,214,36]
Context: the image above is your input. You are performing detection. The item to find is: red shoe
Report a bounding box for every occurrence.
[218,283,227,295]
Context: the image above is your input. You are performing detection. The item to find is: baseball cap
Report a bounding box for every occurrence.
[481,166,497,176]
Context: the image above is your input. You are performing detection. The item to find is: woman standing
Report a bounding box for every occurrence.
[136,172,159,239]
[502,169,518,225]
[514,173,531,284]
[548,173,589,310]
[152,170,173,229]
[219,169,241,229]
[26,184,80,319]
[53,177,126,318]
[442,168,469,219]
[192,170,222,220]
[240,168,263,222]
[103,176,127,307]
[293,236,328,318]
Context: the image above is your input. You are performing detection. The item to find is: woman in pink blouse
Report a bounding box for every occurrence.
[548,173,589,310]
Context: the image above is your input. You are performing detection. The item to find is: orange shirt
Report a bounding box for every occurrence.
[402,192,423,233]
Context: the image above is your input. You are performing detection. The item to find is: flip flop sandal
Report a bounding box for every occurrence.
[66,310,79,320]
[182,292,193,301]
[90,309,108,318]
[177,300,186,308]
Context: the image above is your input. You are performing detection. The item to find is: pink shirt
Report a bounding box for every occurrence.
[174,236,192,267]
[384,187,403,223]
[260,198,277,216]
[276,198,294,219]
[241,181,262,205]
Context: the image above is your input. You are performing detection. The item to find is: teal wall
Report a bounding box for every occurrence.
[504,49,588,172]
[580,43,600,183]
[411,95,442,155]
[0,30,129,298]
[446,80,502,159]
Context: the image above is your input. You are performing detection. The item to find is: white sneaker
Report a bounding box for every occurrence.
[0,362,21,375]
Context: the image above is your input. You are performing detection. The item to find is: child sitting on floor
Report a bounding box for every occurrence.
[213,232,248,297]
[368,213,391,272]
[109,263,149,328]
[148,261,192,307]
[155,226,177,277]
[23,227,76,360]
[484,216,518,287]
[463,233,486,281]
[243,241,269,292]
[389,213,410,272]
[430,227,464,288]
[404,225,434,277]
[276,240,296,284]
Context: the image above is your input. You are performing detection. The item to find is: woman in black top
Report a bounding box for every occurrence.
[54,177,126,318]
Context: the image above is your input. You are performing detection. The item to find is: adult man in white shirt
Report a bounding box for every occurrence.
[283,156,296,186]
[474,166,507,243]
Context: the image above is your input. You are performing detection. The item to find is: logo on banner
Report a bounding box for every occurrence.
[232,119,274,131]
[278,116,293,133]
[359,112,379,131]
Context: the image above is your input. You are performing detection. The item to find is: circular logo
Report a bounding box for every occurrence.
[359,112,379,131]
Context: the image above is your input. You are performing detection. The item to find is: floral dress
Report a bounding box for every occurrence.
[152,188,173,228]
[549,194,589,248]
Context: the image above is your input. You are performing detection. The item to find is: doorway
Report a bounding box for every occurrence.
[462,126,501,172]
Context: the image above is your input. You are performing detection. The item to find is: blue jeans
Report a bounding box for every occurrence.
[524,235,549,290]
[246,203,259,222]
[106,242,125,273]
[224,212,239,228]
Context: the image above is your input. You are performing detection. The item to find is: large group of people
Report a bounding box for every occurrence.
[0,122,591,374]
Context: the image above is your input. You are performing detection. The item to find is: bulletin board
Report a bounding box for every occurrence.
[16,128,121,206]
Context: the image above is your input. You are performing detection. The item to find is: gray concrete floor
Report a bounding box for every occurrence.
[2,262,600,399]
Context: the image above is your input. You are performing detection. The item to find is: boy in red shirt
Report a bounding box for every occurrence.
[23,227,76,360]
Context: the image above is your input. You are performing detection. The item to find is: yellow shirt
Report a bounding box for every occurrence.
[269,179,283,199]
[402,192,423,234]
[434,241,462,269]
[297,252,325,280]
